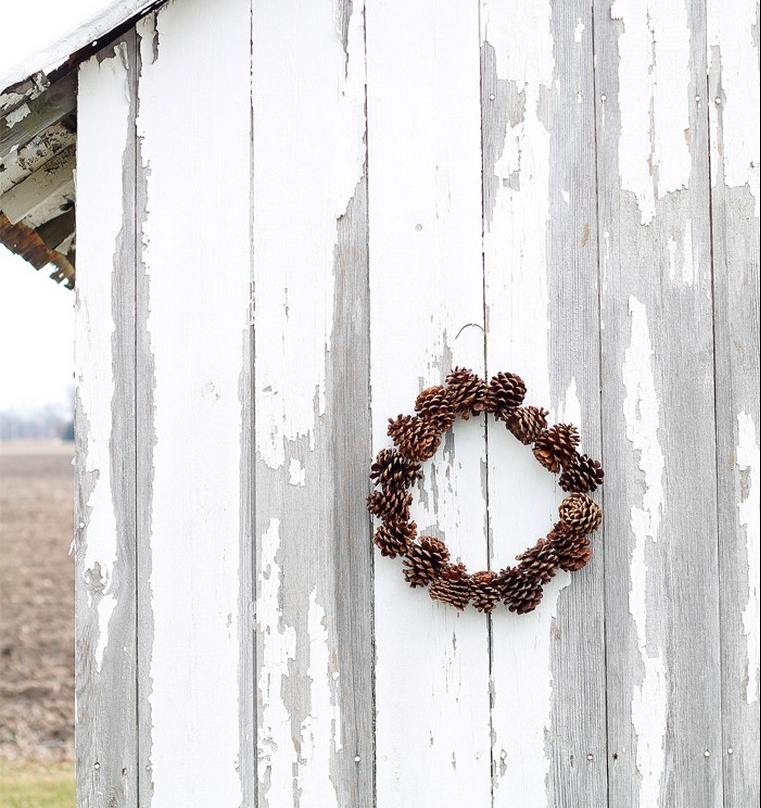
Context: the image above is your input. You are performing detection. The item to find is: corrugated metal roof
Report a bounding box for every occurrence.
[0,0,160,287]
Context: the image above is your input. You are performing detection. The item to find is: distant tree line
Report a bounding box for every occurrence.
[0,404,74,441]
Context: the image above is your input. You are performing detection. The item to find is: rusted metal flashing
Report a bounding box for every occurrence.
[0,211,74,287]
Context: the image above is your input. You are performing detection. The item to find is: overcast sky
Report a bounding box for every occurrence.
[0,2,107,414]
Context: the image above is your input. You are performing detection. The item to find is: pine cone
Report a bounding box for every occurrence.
[429,563,472,610]
[487,372,527,420]
[403,536,450,587]
[388,414,441,462]
[558,493,602,535]
[515,538,560,584]
[559,452,604,493]
[366,488,412,522]
[445,367,489,419]
[373,520,417,558]
[414,385,455,432]
[533,423,580,473]
[506,406,549,445]
[369,448,422,491]
[471,570,501,613]
[548,525,593,571]
[497,566,544,614]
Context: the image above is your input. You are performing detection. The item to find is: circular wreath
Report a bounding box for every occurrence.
[367,368,604,614]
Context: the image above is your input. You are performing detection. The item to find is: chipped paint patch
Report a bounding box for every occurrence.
[667,220,694,286]
[288,457,306,486]
[611,0,692,224]
[708,2,760,214]
[4,102,31,126]
[623,295,666,805]
[737,411,760,703]
[76,43,132,671]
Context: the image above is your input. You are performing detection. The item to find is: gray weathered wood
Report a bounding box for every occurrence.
[0,143,74,223]
[708,2,761,804]
[594,2,724,805]
[0,72,76,160]
[75,31,138,808]
[37,208,75,250]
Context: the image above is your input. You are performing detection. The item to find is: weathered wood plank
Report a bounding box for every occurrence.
[480,1,608,804]
[134,1,253,803]
[37,208,75,250]
[707,2,761,804]
[594,2,723,805]
[75,33,138,808]
[0,143,74,224]
[251,2,372,806]
[366,1,491,804]
[0,72,75,161]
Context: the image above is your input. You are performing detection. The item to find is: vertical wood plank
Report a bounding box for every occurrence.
[365,2,491,805]
[480,1,608,804]
[708,2,761,804]
[594,1,723,805]
[134,0,254,803]
[75,33,138,808]
[251,2,373,806]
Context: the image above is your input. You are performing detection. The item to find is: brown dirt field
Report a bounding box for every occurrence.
[0,441,74,762]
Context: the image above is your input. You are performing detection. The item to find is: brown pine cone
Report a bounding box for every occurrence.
[369,448,422,491]
[487,372,527,420]
[470,570,501,613]
[366,488,412,522]
[414,385,455,432]
[515,538,560,584]
[497,566,544,614]
[387,414,441,462]
[559,452,604,493]
[506,406,549,445]
[429,563,472,610]
[445,367,489,419]
[403,536,450,587]
[373,520,417,558]
[548,525,593,571]
[533,423,580,473]
[558,493,602,535]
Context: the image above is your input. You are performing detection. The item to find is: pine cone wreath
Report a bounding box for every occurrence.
[559,452,604,493]
[533,423,580,473]
[506,406,549,445]
[497,567,544,614]
[414,385,456,432]
[429,563,472,610]
[403,536,450,587]
[387,414,441,462]
[471,570,501,613]
[548,525,592,572]
[557,493,602,536]
[370,448,422,491]
[487,372,527,420]
[366,488,412,522]
[515,538,560,584]
[445,367,489,419]
[373,520,417,558]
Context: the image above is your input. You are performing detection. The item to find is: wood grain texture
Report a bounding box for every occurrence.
[707,2,761,804]
[75,32,138,808]
[594,1,723,805]
[251,2,373,806]
[134,0,253,803]
[366,1,491,805]
[481,1,607,804]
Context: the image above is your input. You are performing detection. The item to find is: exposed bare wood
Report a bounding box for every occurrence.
[0,143,75,224]
[37,208,75,250]
[0,72,76,161]
[0,121,75,195]
[0,211,74,287]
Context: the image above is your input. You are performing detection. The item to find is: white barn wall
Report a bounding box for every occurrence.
[70,0,760,806]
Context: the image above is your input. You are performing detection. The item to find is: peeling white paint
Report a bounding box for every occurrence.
[623,295,667,805]
[574,17,585,43]
[256,518,297,802]
[667,220,694,286]
[288,457,306,487]
[76,43,132,672]
[253,0,366,470]
[736,412,760,703]
[708,1,760,214]
[136,0,250,801]
[612,0,692,224]
[4,102,31,126]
